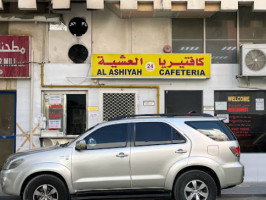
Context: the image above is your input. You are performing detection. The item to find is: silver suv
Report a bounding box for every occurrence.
[1,114,244,200]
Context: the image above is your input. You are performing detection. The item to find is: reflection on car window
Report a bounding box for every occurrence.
[135,122,185,146]
[186,121,236,141]
[85,124,128,149]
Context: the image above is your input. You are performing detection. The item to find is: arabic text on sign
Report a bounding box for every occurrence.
[0,40,26,54]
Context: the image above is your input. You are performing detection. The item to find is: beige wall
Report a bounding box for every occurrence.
[132,18,171,54]
[0,80,16,90]
[9,22,46,63]
[92,8,171,54]
[92,9,131,54]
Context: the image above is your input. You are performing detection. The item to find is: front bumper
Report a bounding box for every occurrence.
[1,169,21,196]
[220,162,244,189]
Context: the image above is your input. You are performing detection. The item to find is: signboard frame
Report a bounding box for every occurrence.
[91,54,211,79]
[0,36,31,78]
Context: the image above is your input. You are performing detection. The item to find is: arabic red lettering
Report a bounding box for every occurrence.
[196,58,204,66]
[49,111,62,118]
[49,104,63,109]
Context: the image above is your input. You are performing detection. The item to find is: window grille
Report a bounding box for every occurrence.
[103,93,135,121]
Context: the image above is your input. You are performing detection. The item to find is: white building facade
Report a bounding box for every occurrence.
[0,0,266,182]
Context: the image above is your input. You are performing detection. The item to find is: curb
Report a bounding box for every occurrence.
[221,182,266,196]
[222,194,266,198]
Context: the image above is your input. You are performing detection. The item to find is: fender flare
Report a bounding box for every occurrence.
[165,157,223,190]
[17,163,74,196]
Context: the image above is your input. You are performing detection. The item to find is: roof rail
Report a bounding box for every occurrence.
[111,113,213,121]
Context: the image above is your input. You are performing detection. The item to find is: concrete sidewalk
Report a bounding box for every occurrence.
[221,182,266,195]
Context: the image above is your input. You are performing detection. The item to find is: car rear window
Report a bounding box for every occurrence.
[185,121,236,141]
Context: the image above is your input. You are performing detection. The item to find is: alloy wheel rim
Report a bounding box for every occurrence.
[33,184,59,200]
[184,179,209,200]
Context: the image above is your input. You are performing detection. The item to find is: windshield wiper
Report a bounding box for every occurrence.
[60,142,69,147]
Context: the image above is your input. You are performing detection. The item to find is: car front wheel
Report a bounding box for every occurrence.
[174,170,217,200]
[23,174,69,200]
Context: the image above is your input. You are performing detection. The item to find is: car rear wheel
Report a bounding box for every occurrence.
[174,170,217,200]
[23,174,69,200]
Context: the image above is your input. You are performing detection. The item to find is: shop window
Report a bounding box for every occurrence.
[206,12,237,64]
[172,13,237,64]
[214,91,266,152]
[43,93,86,135]
[239,6,266,44]
[172,19,203,53]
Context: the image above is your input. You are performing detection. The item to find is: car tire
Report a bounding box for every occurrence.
[23,174,69,200]
[174,170,217,200]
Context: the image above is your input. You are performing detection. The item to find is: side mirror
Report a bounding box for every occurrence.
[75,140,87,151]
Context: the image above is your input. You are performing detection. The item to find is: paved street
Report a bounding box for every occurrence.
[0,194,266,200]
[1,195,266,200]
[1,182,266,200]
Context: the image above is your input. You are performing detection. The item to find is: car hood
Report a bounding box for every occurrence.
[7,146,61,161]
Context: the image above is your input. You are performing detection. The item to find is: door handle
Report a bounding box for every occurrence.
[175,149,187,154]
[116,152,128,158]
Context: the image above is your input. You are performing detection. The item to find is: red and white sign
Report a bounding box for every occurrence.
[0,36,30,78]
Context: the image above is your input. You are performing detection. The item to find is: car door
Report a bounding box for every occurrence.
[130,122,191,188]
[72,123,131,190]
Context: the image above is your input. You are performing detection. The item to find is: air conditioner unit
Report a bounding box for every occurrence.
[240,44,266,76]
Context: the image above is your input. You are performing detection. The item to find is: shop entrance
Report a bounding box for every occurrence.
[0,92,16,169]
[165,91,203,114]
[43,92,87,135]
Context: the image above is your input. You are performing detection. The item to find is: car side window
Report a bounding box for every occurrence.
[84,124,128,150]
[186,121,236,141]
[172,128,186,143]
[135,122,185,146]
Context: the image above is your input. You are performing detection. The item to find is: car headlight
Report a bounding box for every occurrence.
[3,159,24,170]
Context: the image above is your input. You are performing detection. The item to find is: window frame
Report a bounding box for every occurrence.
[172,11,240,64]
[133,122,186,147]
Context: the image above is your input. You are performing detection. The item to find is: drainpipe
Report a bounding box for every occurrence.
[30,50,34,149]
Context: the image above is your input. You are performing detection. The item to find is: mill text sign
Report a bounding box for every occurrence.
[0,36,30,78]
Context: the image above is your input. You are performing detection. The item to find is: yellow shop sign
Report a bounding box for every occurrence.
[91,54,211,78]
